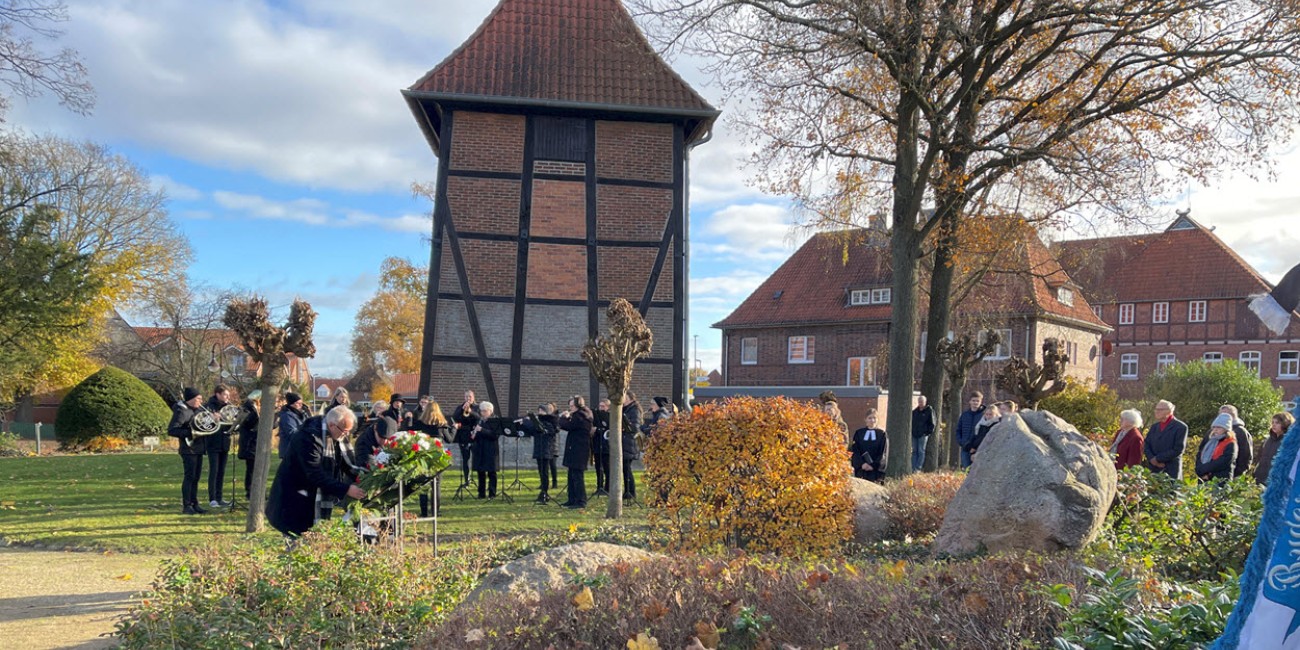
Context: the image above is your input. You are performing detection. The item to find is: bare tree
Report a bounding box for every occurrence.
[635,0,1300,477]
[582,299,653,519]
[224,297,316,533]
[0,0,93,119]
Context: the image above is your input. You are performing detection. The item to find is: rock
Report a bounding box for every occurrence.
[933,410,1116,556]
[461,542,661,606]
[848,478,891,543]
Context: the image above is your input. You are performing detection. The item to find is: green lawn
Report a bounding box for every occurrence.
[0,452,648,553]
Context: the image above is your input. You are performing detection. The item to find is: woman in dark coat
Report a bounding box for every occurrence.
[1109,408,1146,470]
[1195,414,1239,482]
[266,410,365,537]
[236,395,260,500]
[277,393,308,458]
[1255,412,1295,485]
[965,404,1002,462]
[515,404,560,502]
[850,409,889,482]
[471,401,508,499]
[592,400,611,495]
[559,396,594,508]
[451,391,479,487]
[620,393,643,500]
[353,401,395,471]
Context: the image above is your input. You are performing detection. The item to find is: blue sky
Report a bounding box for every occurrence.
[8,0,1299,377]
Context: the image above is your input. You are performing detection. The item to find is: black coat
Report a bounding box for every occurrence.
[1194,435,1238,481]
[967,420,997,455]
[1231,423,1253,478]
[167,402,207,456]
[353,417,398,470]
[1143,417,1189,479]
[850,427,889,477]
[266,417,353,537]
[205,395,234,453]
[621,404,642,460]
[592,410,610,456]
[452,405,479,445]
[236,400,259,460]
[911,405,936,438]
[277,406,308,457]
[518,413,560,460]
[472,416,509,472]
[560,408,594,470]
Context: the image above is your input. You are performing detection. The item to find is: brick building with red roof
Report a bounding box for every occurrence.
[715,228,1110,400]
[1055,212,1300,398]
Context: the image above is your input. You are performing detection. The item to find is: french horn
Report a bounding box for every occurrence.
[191,408,221,436]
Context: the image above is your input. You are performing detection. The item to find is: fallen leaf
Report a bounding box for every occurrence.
[693,621,720,649]
[115,573,133,580]
[684,638,707,650]
[628,633,661,650]
[465,628,486,643]
[642,598,669,622]
[572,586,594,611]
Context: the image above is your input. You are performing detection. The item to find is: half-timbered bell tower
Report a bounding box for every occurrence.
[404,0,718,417]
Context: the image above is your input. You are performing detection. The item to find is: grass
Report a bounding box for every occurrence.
[0,452,648,553]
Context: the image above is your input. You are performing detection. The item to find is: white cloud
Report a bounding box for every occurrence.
[150,174,203,201]
[702,202,807,252]
[209,190,430,234]
[692,270,770,298]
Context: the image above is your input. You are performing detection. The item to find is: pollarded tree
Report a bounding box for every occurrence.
[224,297,316,533]
[582,298,653,519]
[995,338,1070,409]
[935,328,1000,468]
[635,0,1300,477]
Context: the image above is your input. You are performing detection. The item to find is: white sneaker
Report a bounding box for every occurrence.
[210,500,220,508]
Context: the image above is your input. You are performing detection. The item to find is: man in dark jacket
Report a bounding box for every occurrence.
[266,407,365,537]
[955,392,985,469]
[205,385,235,508]
[559,396,594,508]
[910,395,936,471]
[277,392,307,457]
[236,393,260,500]
[1219,404,1254,478]
[1143,399,1189,480]
[620,394,642,500]
[168,387,209,515]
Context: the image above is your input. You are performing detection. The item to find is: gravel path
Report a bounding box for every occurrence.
[0,547,161,649]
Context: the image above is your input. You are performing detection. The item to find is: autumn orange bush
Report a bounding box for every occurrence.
[881,471,965,539]
[642,396,853,554]
[83,435,131,453]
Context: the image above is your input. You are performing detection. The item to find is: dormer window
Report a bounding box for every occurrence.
[849,287,891,306]
[1057,287,1074,306]
[849,290,871,306]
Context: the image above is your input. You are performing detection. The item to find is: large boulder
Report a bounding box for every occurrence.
[933,410,1116,556]
[462,542,660,605]
[848,478,891,543]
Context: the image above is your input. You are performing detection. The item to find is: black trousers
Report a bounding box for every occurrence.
[207,448,228,502]
[567,468,587,506]
[180,454,204,506]
[457,443,472,484]
[242,457,255,498]
[622,457,636,497]
[854,468,885,483]
[594,452,609,491]
[536,460,553,494]
[548,458,558,488]
[476,470,497,498]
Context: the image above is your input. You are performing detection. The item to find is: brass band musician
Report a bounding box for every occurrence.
[166,387,209,515]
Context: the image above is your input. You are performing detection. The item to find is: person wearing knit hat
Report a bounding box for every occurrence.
[1195,413,1239,482]
[167,387,209,515]
[183,387,201,402]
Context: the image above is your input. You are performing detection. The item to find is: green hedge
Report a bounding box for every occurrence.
[55,366,171,445]
[1143,360,1282,436]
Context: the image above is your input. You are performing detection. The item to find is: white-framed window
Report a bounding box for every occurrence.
[1203,352,1223,364]
[1120,353,1139,379]
[849,290,871,306]
[1189,300,1207,323]
[980,328,1013,360]
[1057,287,1074,306]
[1153,302,1169,324]
[1119,303,1135,325]
[847,356,875,386]
[871,288,891,304]
[788,336,815,364]
[1092,305,1103,319]
[1156,352,1176,371]
[1280,351,1300,379]
[740,337,758,365]
[1239,351,1261,376]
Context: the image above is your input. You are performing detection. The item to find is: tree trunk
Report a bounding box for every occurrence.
[606,391,625,519]
[886,222,921,478]
[245,370,283,533]
[920,223,956,471]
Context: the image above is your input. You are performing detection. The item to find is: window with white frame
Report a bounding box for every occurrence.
[1203,352,1223,364]
[788,336,815,364]
[1156,352,1176,372]
[1153,302,1169,324]
[847,356,876,386]
[1189,300,1207,323]
[1120,353,1139,379]
[1057,287,1074,306]
[1119,303,1135,325]
[1092,305,1103,319]
[980,328,1013,360]
[740,337,758,365]
[871,288,892,304]
[1281,351,1300,379]
[1239,351,1261,376]
[849,290,871,306]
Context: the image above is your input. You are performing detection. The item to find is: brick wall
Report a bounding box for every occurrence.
[596,185,671,240]
[522,304,589,360]
[531,180,586,238]
[595,121,673,182]
[528,243,586,300]
[1104,342,1300,400]
[724,323,891,387]
[437,239,518,297]
[450,112,524,173]
[447,176,520,236]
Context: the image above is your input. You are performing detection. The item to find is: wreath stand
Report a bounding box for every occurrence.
[356,472,444,553]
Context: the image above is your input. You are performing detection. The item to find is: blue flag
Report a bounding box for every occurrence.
[1214,400,1300,649]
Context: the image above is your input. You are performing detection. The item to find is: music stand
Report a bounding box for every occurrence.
[503,425,528,497]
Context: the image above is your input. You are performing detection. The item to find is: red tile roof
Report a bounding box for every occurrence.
[391,373,421,398]
[1056,216,1276,303]
[715,228,1108,331]
[1052,234,1153,304]
[409,0,716,116]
